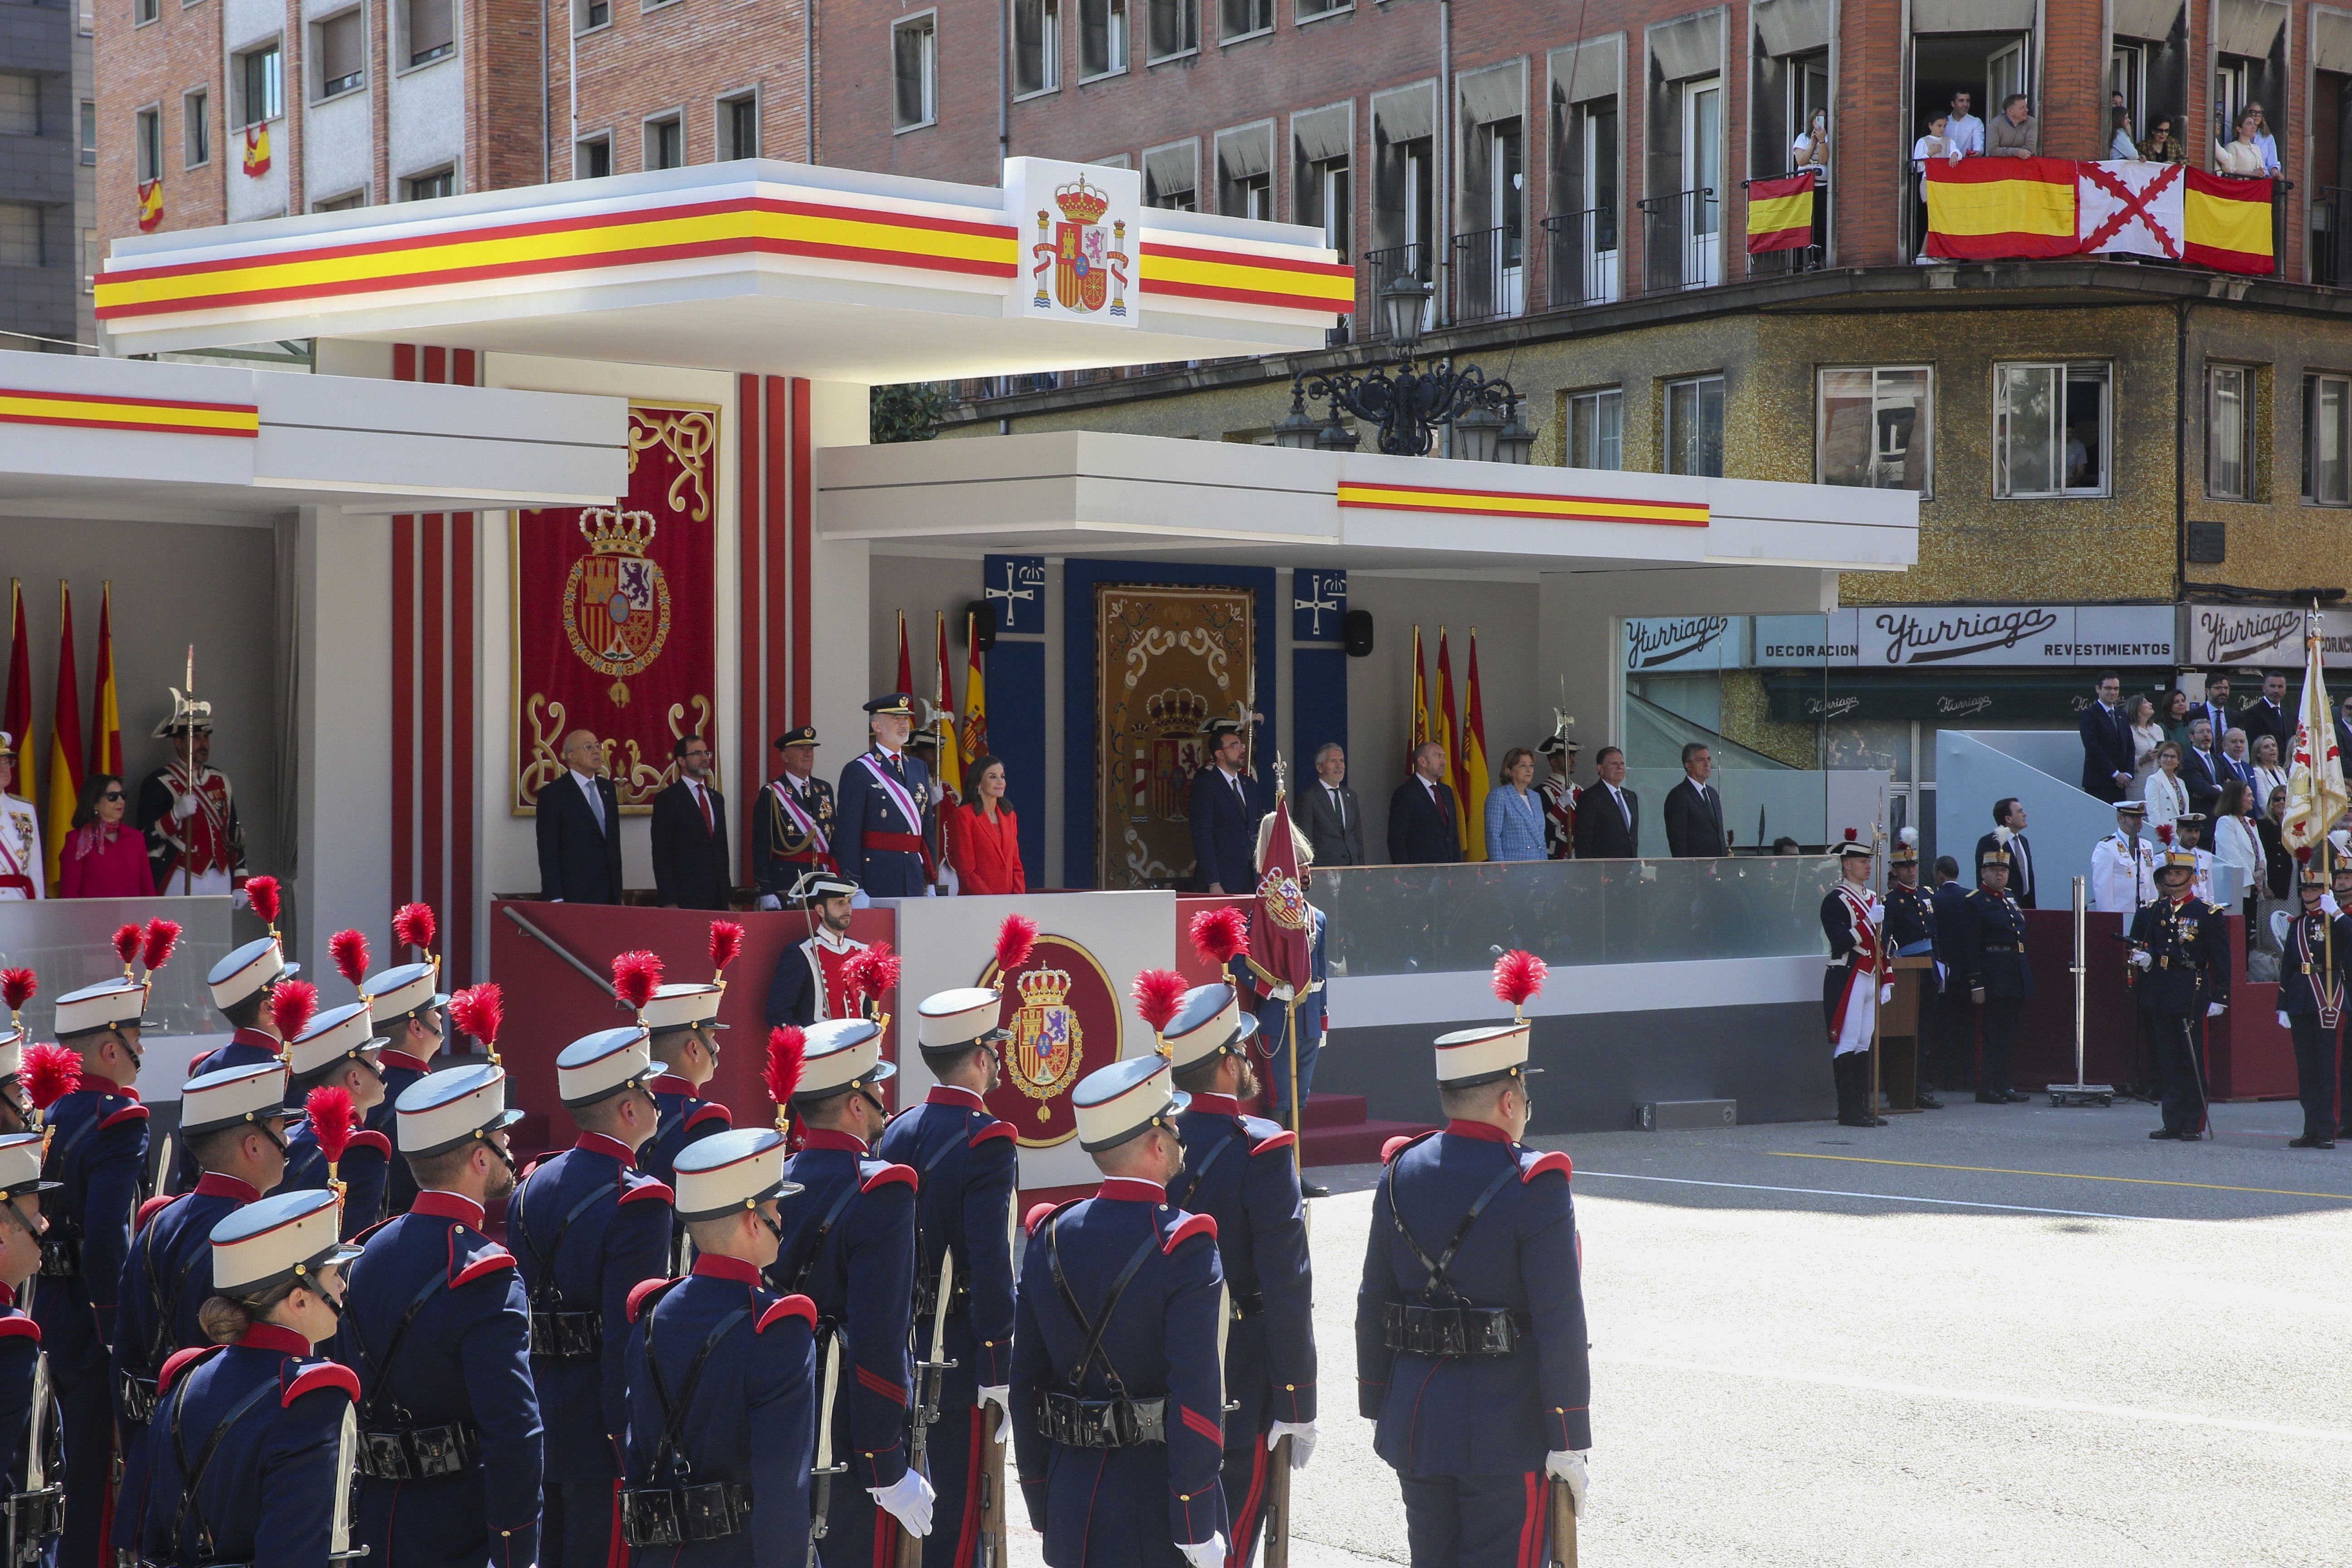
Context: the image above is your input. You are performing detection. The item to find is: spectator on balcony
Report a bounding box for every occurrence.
[1663,743,1727,858]
[2109,107,2139,162]
[1484,748,1546,862]
[2181,717,2225,816]
[1988,95,2036,158]
[1793,108,1829,173]
[2213,778,2264,917]
[2251,733,2291,806]
[59,774,156,899]
[2139,114,2189,164]
[1387,741,1462,866]
[2128,694,2166,795]
[1945,91,1984,158]
[2143,741,2189,840]
[2078,671,2134,803]
[945,755,1025,896]
[2248,103,2281,175]
[2215,110,2267,178]
[2158,687,2196,751]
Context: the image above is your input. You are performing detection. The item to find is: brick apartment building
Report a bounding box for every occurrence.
[4,0,96,353]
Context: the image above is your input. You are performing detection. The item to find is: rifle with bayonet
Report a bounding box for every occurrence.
[808,1333,844,1568]
[895,1247,957,1568]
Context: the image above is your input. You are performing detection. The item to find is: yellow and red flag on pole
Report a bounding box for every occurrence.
[931,611,961,799]
[92,582,121,778]
[1461,630,1490,861]
[2284,609,2348,859]
[1435,628,1464,852]
[44,583,82,886]
[893,611,912,698]
[1923,157,2078,260]
[960,611,989,766]
[1410,626,1429,752]
[2183,170,2275,274]
[1745,171,1815,253]
[4,583,31,815]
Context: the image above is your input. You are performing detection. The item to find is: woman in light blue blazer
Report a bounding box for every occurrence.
[1485,746,1548,861]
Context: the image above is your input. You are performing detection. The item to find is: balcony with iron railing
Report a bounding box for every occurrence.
[1449,226,1525,325]
[1539,206,1621,309]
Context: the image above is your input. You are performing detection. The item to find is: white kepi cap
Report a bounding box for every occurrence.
[556,1027,666,1109]
[672,1127,804,1221]
[211,1188,363,1297]
[179,1061,292,1139]
[395,1062,524,1157]
[792,1018,896,1102]
[361,961,448,1026]
[1431,1021,1539,1091]
[1073,1056,1189,1153]
[286,1002,387,1084]
[915,988,1008,1056]
[0,1131,60,1201]
[208,935,300,1011]
[1162,983,1259,1071]
[53,977,151,1039]
[642,983,724,1033]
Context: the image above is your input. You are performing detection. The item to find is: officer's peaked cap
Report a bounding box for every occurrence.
[1432,1021,1539,1091]
[54,976,152,1038]
[793,1018,895,1102]
[916,988,1007,1054]
[208,936,299,1011]
[0,1132,59,1203]
[212,1189,362,1297]
[673,1127,803,1221]
[286,1002,386,1084]
[180,1060,291,1138]
[1074,1056,1188,1153]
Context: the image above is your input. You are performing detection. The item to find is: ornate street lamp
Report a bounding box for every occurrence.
[1281,349,1529,461]
[1380,272,1433,349]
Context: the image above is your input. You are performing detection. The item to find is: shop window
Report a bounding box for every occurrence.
[894,14,938,130]
[1014,0,1058,95]
[1665,374,1724,476]
[236,42,284,128]
[1569,387,1622,471]
[1079,0,1125,78]
[1818,367,1931,494]
[1147,0,1195,61]
[1994,362,2109,497]
[2205,363,2254,500]
[2304,372,2351,505]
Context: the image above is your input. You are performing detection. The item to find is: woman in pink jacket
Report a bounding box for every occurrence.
[59,773,157,897]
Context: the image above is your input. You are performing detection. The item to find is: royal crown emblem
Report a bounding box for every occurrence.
[1031,174,1132,318]
[561,506,672,706]
[1256,867,1312,932]
[1008,967,1084,1118]
[1054,176,1111,225]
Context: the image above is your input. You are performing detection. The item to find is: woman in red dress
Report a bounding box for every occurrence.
[946,755,1026,895]
[59,773,157,898]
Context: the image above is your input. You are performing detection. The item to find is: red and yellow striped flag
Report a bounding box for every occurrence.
[1745,171,1815,254]
[1923,157,2077,260]
[1410,626,1429,753]
[2183,170,2274,274]
[1436,628,1464,853]
[91,582,120,778]
[44,583,81,887]
[1461,631,1490,862]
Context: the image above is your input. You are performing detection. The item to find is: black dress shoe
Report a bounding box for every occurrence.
[2005,1091,2033,1104]
[1916,1092,1944,1110]
[2288,1135,2337,1150]
[1300,1180,1330,1197]
[1975,1093,2007,1103]
[2148,1127,2185,1140]
[1838,1113,1880,1128]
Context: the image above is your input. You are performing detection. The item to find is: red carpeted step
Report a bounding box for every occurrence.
[1301,1093,1368,1128]
[1302,1117,1434,1168]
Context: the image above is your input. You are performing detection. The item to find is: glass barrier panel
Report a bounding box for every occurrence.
[0,896,236,1039]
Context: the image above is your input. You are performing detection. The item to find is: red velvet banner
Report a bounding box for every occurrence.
[514,401,719,812]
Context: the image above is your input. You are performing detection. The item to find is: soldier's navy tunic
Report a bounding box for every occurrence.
[1009,1178,1229,1568]
[1886,880,1939,965]
[1169,1095,1314,1568]
[168,1029,282,1195]
[33,1078,148,1568]
[622,1255,819,1567]
[274,1114,393,1240]
[835,747,932,898]
[372,1045,436,1219]
[764,1127,917,1568]
[1953,886,2034,1099]
[2130,893,2234,1135]
[873,1084,1019,1568]
[114,1324,358,1568]
[511,1132,676,1568]
[642,1075,733,1272]
[335,1189,543,1568]
[2278,903,2352,1141]
[1356,1124,1590,1568]
[112,1173,260,1455]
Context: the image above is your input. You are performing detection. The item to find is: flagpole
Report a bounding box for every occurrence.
[181,644,194,895]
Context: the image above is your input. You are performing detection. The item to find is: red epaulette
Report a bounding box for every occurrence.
[859,1162,916,1194]
[968,1121,1018,1151]
[346,1130,392,1158]
[280,1360,362,1406]
[157,1344,220,1396]
[684,1102,733,1133]
[0,1317,38,1346]
[446,1232,516,1288]
[1518,1150,1573,1185]
[134,1194,177,1235]
[1249,1130,1297,1159]
[755,1294,818,1335]
[1024,1198,1079,1237]
[627,1276,682,1324]
[100,1101,150,1131]
[1160,1213,1217,1254]
[617,1178,676,1207]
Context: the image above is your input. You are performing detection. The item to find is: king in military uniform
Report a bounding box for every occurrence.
[1820,834,1888,1128]
[756,726,839,908]
[2130,848,2231,1140]
[837,694,934,899]
[2274,861,2350,1149]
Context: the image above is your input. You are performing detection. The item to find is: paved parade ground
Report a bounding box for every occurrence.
[1009,1097,2352,1568]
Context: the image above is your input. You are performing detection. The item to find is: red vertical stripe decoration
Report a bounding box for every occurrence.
[789,378,812,725]
[422,511,446,946]
[737,374,764,885]
[764,377,792,740]
[451,510,476,991]
[392,513,415,913]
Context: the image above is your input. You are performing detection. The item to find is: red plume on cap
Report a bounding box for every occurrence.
[708,921,745,979]
[1843,827,1859,843]
[306,1085,356,1167]
[1189,905,1250,968]
[22,1044,79,1112]
[270,980,318,1043]
[1491,949,1547,1017]
[0,970,34,1017]
[140,919,181,975]
[245,876,282,928]
[612,951,663,1013]
[2156,823,2175,846]
[450,983,503,1049]
[112,924,142,970]
[1131,969,1186,1037]
[764,1025,805,1111]
[845,944,901,1011]
[994,914,1039,979]
[330,929,370,989]
[393,902,437,955]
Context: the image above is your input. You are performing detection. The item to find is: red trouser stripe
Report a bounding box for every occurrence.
[954,1407,985,1568]
[1518,1472,1543,1568]
[1225,1440,1271,1568]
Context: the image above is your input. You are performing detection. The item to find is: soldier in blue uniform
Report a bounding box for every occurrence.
[2274,862,2350,1149]
[113,1061,288,1471]
[1164,984,1315,1568]
[639,974,735,1194]
[768,1019,931,1564]
[1884,829,1944,1111]
[2334,842,2352,1138]
[512,1025,676,1568]
[2130,849,2232,1141]
[1011,1054,1229,1568]
[1955,844,2034,1105]
[114,1188,363,1568]
[0,1131,64,1563]
[885,984,1022,1568]
[754,725,839,909]
[1357,1017,1591,1568]
[619,1126,817,1566]
[338,1062,542,1567]
[167,933,303,1196]
[39,968,154,1568]
[357,956,451,1219]
[277,1001,396,1237]
[836,694,935,899]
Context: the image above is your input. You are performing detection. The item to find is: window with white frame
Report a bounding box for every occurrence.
[1665,374,1724,476]
[717,93,758,159]
[893,15,938,130]
[1143,141,1197,210]
[644,113,683,169]
[236,42,283,127]
[1079,0,1125,76]
[1994,361,2110,497]
[2205,363,2254,501]
[1296,0,1344,20]
[404,167,454,201]
[133,0,157,25]
[315,10,363,97]
[577,0,610,32]
[1818,367,1931,493]
[1014,0,1058,95]
[1147,0,1195,60]
[2304,373,2351,506]
[407,0,454,64]
[1569,388,1622,470]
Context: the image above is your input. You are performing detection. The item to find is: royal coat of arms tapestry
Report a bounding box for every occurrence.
[513,401,718,813]
[1095,583,1254,888]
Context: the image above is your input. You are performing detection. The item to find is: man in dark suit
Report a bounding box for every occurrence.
[1386,740,1461,864]
[1973,797,2036,908]
[1575,745,1641,858]
[1930,855,1975,1091]
[2332,692,2352,773]
[1188,717,1261,892]
[537,727,623,902]
[2078,672,2133,802]
[2180,718,2224,817]
[651,731,731,908]
[1662,742,1726,857]
[2243,671,2294,756]
[1296,742,1365,867]
[2194,675,2234,750]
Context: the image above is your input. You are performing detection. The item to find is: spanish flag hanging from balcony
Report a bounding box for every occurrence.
[2183,169,2274,274]
[1923,157,2077,260]
[1745,171,1816,253]
[242,122,270,177]
[135,179,163,232]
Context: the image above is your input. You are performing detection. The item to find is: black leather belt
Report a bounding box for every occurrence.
[529,1308,602,1362]
[1381,1301,1530,1357]
[619,1481,753,1546]
[357,1420,481,1480]
[1040,1391,1167,1448]
[1981,945,2019,953]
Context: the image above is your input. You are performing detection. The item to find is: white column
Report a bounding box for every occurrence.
[293,505,393,969]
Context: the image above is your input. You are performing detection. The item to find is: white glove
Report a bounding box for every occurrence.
[230,887,250,910]
[978,1385,1012,1443]
[1879,982,1894,1005]
[173,793,199,820]
[1546,1450,1590,1517]
[1178,1537,1227,1568]
[870,1470,935,1538]
[1866,905,1883,927]
[2278,1012,2292,1030]
[2129,949,2152,970]
[1265,1420,1317,1468]
[2324,892,2342,918]
[756,893,782,911]
[2207,1002,2227,1017]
